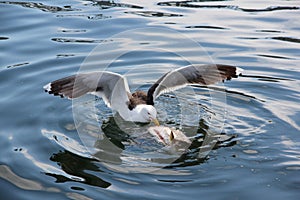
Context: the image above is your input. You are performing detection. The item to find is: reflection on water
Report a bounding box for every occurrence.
[157,1,300,12]
[43,94,238,174]
[90,0,143,10]
[2,0,299,15]
[51,37,109,44]
[47,151,111,188]
[125,11,183,17]
[0,1,75,12]
[41,125,237,184]
[271,36,300,44]
[1,0,300,199]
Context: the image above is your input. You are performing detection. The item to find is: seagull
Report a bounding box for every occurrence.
[44,64,242,125]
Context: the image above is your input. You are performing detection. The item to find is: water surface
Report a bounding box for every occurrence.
[0,0,300,199]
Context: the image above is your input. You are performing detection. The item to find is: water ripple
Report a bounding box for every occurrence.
[0,1,76,12]
[125,11,183,17]
[157,1,300,12]
[271,36,300,44]
[1,0,300,199]
[0,36,9,40]
[51,37,110,44]
[257,54,292,60]
[90,0,143,10]
[185,25,227,30]
[6,62,30,69]
[0,164,45,191]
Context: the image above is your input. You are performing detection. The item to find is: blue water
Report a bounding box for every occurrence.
[1,0,300,199]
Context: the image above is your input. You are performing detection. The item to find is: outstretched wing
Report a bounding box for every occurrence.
[43,71,131,110]
[146,64,243,105]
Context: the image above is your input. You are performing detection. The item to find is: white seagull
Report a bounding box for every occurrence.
[44,64,242,125]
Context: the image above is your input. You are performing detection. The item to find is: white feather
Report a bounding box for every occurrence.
[236,67,244,76]
[43,83,51,92]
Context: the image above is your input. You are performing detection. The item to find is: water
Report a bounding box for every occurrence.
[1,0,300,199]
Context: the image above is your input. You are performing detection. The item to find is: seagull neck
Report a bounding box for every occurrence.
[118,104,149,123]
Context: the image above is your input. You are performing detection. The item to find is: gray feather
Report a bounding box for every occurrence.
[44,71,130,110]
[147,64,242,105]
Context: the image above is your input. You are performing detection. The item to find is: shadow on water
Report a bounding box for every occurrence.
[163,118,238,168]
[45,113,237,185]
[46,150,111,188]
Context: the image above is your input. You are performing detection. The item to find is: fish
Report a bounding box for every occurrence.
[148,126,191,152]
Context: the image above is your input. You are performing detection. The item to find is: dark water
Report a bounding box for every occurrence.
[1,0,300,199]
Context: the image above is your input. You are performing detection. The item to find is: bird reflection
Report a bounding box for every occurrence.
[45,115,237,188]
[46,150,111,188]
[97,116,238,168]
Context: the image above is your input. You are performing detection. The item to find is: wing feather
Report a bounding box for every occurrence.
[44,71,131,110]
[147,64,242,105]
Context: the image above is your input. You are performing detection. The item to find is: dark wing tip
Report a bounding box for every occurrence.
[216,64,243,81]
[43,76,76,99]
[43,83,68,98]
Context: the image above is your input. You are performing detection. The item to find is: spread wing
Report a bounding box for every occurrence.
[43,71,131,111]
[146,64,243,105]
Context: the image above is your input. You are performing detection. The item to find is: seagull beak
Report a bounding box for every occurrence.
[152,118,160,126]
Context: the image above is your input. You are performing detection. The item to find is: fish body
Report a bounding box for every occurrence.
[148,126,191,152]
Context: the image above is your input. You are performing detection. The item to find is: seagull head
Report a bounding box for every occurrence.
[137,104,159,125]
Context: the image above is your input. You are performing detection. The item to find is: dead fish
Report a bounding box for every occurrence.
[148,126,191,152]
